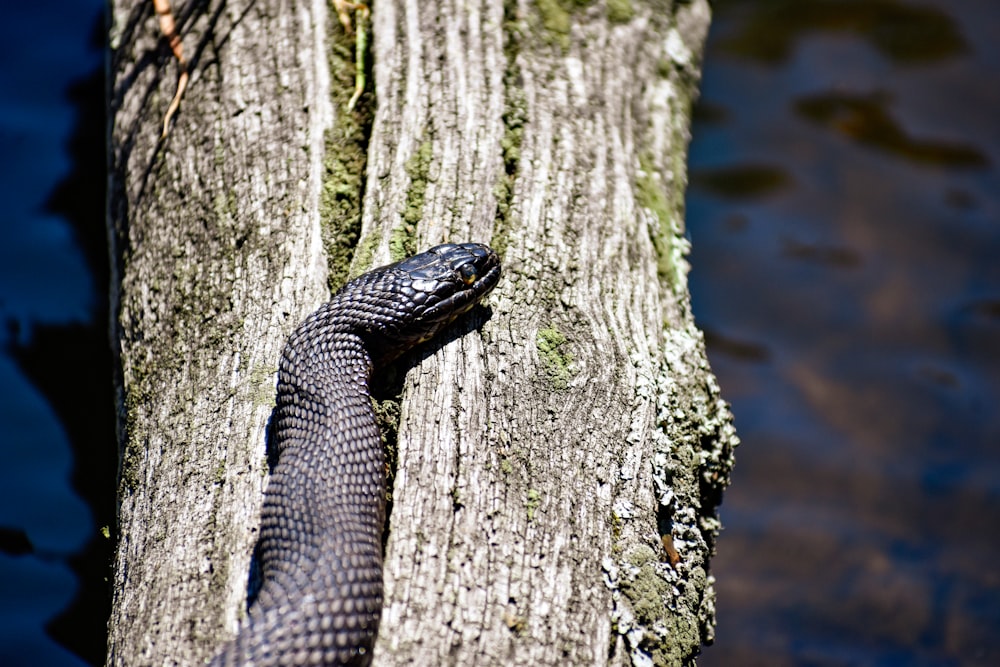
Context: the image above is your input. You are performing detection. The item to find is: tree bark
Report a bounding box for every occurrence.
[106,0,737,666]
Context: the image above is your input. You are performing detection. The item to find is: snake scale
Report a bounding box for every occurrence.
[211,243,501,666]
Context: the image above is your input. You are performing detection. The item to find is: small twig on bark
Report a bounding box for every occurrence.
[346,3,369,111]
[330,0,370,111]
[331,0,361,34]
[154,0,188,138]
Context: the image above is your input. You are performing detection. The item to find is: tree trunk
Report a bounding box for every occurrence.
[106,0,737,666]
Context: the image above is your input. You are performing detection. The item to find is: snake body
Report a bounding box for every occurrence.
[212,243,500,666]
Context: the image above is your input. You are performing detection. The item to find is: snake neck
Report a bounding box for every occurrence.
[212,325,387,666]
[212,244,500,666]
[269,326,386,539]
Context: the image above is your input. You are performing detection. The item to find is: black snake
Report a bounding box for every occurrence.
[211,242,501,666]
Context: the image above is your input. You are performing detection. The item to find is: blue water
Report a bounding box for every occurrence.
[0,1,106,665]
[1,0,998,665]
[689,1,1000,665]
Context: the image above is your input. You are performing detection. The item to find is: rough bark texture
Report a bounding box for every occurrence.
[106,1,331,665]
[106,0,737,666]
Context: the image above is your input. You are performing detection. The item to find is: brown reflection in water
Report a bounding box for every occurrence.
[780,238,863,268]
[796,92,990,168]
[692,100,731,125]
[691,163,792,200]
[965,298,1000,321]
[708,420,1000,664]
[703,328,771,363]
[783,361,914,456]
[691,1,1000,665]
[714,0,967,64]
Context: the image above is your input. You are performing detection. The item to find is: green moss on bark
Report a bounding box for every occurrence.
[536,327,575,389]
[392,140,433,261]
[320,6,374,292]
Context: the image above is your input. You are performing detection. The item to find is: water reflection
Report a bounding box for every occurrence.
[688,1,1000,665]
[0,3,110,665]
[691,164,793,199]
[795,91,990,168]
[712,0,967,64]
[30,56,114,667]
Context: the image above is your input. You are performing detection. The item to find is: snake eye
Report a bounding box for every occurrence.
[458,263,478,285]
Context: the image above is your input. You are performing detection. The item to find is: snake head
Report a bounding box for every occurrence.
[358,242,501,365]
